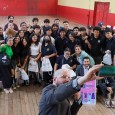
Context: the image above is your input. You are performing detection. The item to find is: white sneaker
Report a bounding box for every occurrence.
[16,85,20,88]
[9,88,13,93]
[4,89,9,94]
[13,86,16,90]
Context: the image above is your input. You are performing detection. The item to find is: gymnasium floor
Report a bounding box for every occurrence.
[0,16,115,115]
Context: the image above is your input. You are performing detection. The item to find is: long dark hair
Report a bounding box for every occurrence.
[29,33,40,46]
[42,35,52,48]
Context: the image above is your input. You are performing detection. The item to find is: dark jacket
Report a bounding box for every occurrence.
[39,79,82,115]
[76,64,92,76]
[98,77,115,90]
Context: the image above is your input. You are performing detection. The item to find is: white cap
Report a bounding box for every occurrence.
[106,25,111,28]
[62,64,76,78]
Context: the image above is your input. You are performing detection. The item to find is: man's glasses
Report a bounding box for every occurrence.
[60,75,71,79]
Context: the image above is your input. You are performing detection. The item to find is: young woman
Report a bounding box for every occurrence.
[18,30,25,46]
[41,35,57,87]
[28,33,41,85]
[73,45,95,66]
[11,35,21,89]
[0,38,14,93]
[66,32,81,55]
[51,23,59,39]
[19,38,30,85]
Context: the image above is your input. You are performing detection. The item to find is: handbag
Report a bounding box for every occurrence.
[19,68,29,80]
[0,53,10,65]
[28,59,38,72]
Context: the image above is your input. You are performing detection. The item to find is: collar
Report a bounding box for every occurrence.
[83,65,89,69]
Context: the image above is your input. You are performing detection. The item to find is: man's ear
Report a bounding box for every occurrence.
[53,77,56,82]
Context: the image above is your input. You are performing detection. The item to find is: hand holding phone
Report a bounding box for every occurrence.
[98,66,115,77]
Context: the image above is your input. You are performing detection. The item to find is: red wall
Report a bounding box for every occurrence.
[0,0,115,26]
[38,0,57,15]
[57,5,115,26]
[0,0,57,16]
[0,0,27,15]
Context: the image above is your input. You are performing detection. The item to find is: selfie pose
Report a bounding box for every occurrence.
[39,64,103,115]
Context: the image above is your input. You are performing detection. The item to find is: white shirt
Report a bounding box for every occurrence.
[83,66,89,75]
[30,43,41,56]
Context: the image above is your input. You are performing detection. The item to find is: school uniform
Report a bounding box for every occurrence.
[89,35,105,64]
[56,55,78,70]
[0,45,13,88]
[105,37,115,60]
[97,78,115,99]
[55,36,68,55]
[66,40,80,55]
[41,44,57,86]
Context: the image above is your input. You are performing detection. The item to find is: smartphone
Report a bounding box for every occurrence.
[98,66,115,77]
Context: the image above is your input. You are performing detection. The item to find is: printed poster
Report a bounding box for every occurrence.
[80,80,96,104]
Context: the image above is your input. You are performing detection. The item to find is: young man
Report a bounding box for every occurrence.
[4,15,18,31]
[88,26,105,64]
[79,27,91,54]
[20,22,31,40]
[104,28,115,66]
[75,57,92,105]
[55,28,68,56]
[76,56,92,76]
[32,17,39,26]
[42,19,51,34]
[39,64,103,115]
[63,21,72,38]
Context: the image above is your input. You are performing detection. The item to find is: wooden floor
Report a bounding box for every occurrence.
[0,85,115,115]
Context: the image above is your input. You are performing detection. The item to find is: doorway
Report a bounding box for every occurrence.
[27,0,38,15]
[93,2,110,26]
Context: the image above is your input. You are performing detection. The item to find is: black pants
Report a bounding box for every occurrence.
[97,83,115,99]
[92,56,102,64]
[29,72,38,84]
[0,65,13,88]
[43,72,53,86]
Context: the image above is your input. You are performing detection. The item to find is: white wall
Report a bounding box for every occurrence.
[58,0,115,13]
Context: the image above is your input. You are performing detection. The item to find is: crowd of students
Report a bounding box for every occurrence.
[0,15,115,108]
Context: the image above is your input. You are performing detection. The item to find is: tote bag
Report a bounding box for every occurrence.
[41,57,53,72]
[28,59,38,72]
[19,68,29,80]
[15,66,21,79]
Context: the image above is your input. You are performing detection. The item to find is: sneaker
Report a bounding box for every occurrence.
[13,86,16,90]
[16,85,20,88]
[9,88,13,93]
[25,80,29,86]
[104,99,111,108]
[4,89,9,94]
[111,99,115,108]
